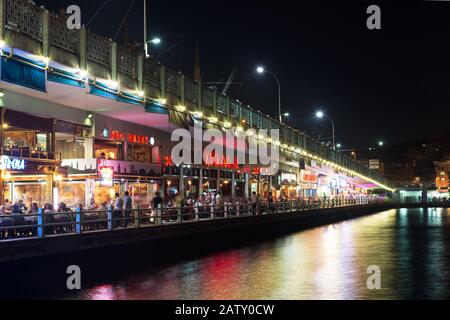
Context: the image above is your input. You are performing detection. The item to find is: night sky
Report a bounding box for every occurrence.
[37,0,450,148]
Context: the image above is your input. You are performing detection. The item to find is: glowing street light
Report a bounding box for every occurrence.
[145,37,162,58]
[256,66,283,124]
[378,141,384,147]
[149,37,161,44]
[315,110,336,150]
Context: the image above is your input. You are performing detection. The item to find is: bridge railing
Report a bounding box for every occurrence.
[0,198,388,241]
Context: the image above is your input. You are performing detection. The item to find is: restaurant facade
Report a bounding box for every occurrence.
[0,94,373,209]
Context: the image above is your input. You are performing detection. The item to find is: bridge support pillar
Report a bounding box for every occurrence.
[138,54,144,91]
[43,10,50,57]
[160,66,166,100]
[111,43,117,81]
[80,27,87,71]
[0,0,5,41]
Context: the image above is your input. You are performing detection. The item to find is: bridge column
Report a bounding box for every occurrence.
[137,54,144,91]
[0,0,6,41]
[43,10,50,57]
[80,27,87,71]
[111,43,117,82]
[160,66,166,100]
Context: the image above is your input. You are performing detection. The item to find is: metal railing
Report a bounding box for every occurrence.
[1,147,61,161]
[0,198,387,241]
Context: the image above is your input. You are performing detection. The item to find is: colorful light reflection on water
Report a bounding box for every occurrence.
[74,208,450,300]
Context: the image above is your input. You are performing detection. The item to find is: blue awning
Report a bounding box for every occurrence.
[1,57,46,92]
[48,69,85,88]
[145,101,169,115]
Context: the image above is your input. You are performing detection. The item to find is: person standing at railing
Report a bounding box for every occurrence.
[251,192,258,215]
[123,191,132,228]
[268,194,274,214]
[194,198,201,221]
[175,194,183,222]
[152,192,163,224]
[113,193,123,228]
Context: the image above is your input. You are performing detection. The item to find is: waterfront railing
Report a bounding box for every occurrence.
[0,198,387,241]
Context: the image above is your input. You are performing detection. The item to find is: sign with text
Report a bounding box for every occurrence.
[301,171,318,183]
[0,155,25,171]
[99,166,114,187]
[102,128,154,146]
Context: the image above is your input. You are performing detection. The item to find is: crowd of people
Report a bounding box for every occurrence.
[0,191,374,239]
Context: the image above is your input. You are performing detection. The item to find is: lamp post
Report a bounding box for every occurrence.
[256,66,283,124]
[316,111,336,150]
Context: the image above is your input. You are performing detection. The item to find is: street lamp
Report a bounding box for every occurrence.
[378,141,384,147]
[149,37,161,44]
[336,143,342,149]
[316,110,336,150]
[256,66,283,124]
[145,37,162,57]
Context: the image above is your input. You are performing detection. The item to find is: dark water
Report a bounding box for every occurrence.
[63,208,450,300]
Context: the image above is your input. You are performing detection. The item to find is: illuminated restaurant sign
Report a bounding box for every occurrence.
[281,172,297,182]
[102,128,154,146]
[99,166,114,187]
[301,172,318,183]
[127,133,150,145]
[0,155,25,171]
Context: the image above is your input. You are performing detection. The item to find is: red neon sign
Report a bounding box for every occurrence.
[108,130,151,145]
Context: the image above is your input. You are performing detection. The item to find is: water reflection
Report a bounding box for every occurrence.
[75,208,450,300]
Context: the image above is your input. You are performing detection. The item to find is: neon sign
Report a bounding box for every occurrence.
[301,172,318,183]
[103,128,154,146]
[127,133,150,145]
[111,130,125,141]
[0,155,25,171]
[281,172,297,182]
[99,166,114,187]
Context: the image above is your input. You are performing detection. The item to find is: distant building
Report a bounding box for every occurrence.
[368,159,385,176]
[435,157,450,193]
